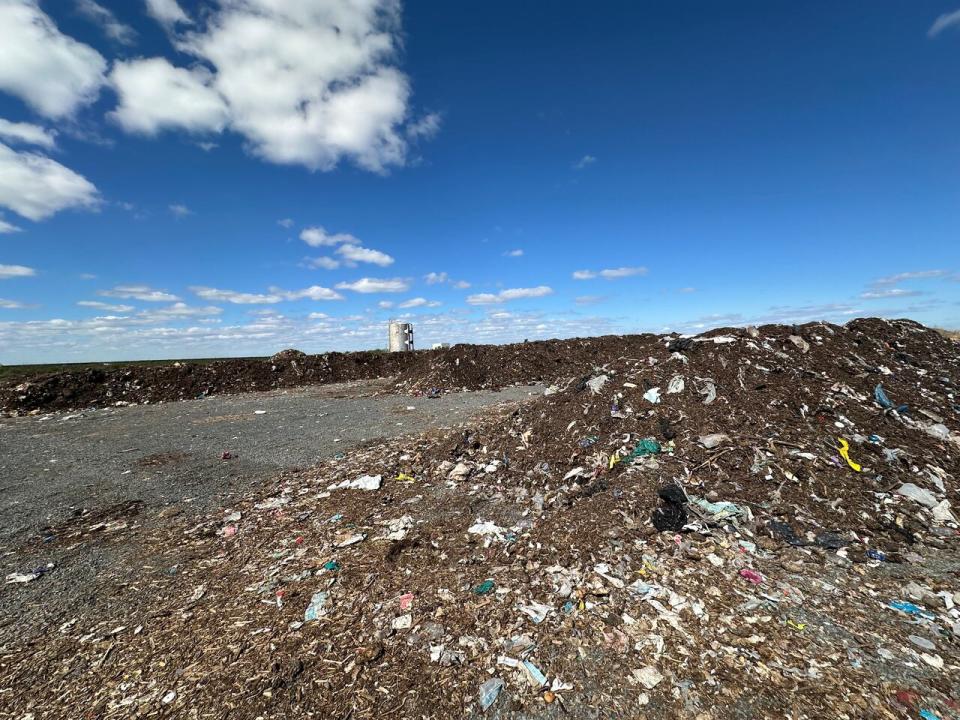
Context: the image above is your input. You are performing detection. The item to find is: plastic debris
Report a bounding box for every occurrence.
[698,433,729,449]
[473,579,495,595]
[739,569,764,585]
[585,374,608,394]
[304,591,330,622]
[889,600,935,620]
[642,387,661,404]
[651,483,688,531]
[667,375,685,393]
[896,483,938,509]
[836,438,862,472]
[519,601,553,624]
[522,660,548,687]
[479,678,505,711]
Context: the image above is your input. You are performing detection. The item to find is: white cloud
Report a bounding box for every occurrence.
[113,0,429,172]
[76,0,137,45]
[0,298,25,309]
[144,0,191,28]
[336,243,394,266]
[308,312,328,319]
[78,300,135,312]
[0,0,107,118]
[929,9,960,37]
[860,288,923,300]
[110,58,229,135]
[573,154,596,169]
[190,284,343,304]
[300,226,360,247]
[424,271,470,289]
[406,112,442,139]
[398,297,440,309]
[0,119,56,149]
[79,273,97,280]
[870,270,949,286]
[574,295,605,305]
[335,277,410,293]
[573,266,648,280]
[278,217,294,228]
[169,203,193,218]
[0,264,36,279]
[503,249,524,257]
[279,285,343,301]
[191,286,281,304]
[679,287,696,293]
[306,256,340,270]
[144,302,222,318]
[0,142,100,221]
[0,216,23,234]
[466,286,553,305]
[377,300,394,309]
[98,284,179,302]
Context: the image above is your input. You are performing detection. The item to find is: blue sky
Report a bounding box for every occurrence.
[1,0,959,364]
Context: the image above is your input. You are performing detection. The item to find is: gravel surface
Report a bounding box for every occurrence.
[0,379,540,542]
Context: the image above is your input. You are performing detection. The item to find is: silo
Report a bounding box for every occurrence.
[388,321,414,352]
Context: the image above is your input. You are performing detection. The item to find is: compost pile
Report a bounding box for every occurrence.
[2,318,959,720]
[0,350,413,414]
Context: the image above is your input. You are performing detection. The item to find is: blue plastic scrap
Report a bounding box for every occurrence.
[919,710,940,720]
[522,660,548,687]
[874,384,909,414]
[889,600,935,620]
[479,678,505,712]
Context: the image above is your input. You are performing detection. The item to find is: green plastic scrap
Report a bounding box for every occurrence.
[628,438,661,460]
[473,579,495,595]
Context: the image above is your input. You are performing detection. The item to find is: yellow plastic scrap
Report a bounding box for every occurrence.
[396,473,416,483]
[608,452,623,469]
[786,619,807,632]
[837,438,862,472]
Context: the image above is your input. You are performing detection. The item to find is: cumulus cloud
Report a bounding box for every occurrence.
[110,58,230,135]
[573,266,648,280]
[0,0,107,118]
[76,0,137,45]
[144,302,222,318]
[424,271,470,289]
[306,256,340,270]
[190,284,343,304]
[573,154,596,169]
[0,119,56,149]
[0,142,100,221]
[336,243,394,267]
[112,0,429,172]
[929,9,960,37]
[300,226,360,247]
[503,249,524,257]
[335,277,410,293]
[98,284,179,302]
[0,264,36,279]
[144,0,192,28]
[466,286,553,305]
[398,297,440,309]
[406,112,442,139]
[77,300,135,312]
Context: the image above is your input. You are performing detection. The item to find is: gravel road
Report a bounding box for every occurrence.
[0,379,540,542]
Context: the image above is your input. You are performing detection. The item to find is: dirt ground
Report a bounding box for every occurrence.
[0,318,958,720]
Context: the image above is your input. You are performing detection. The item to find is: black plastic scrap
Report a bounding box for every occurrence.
[651,482,688,532]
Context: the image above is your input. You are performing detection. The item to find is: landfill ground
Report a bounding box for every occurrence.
[1,318,959,720]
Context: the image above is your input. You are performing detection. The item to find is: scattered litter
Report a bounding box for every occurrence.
[304,591,330,622]
[836,438,862,472]
[479,678,505,712]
